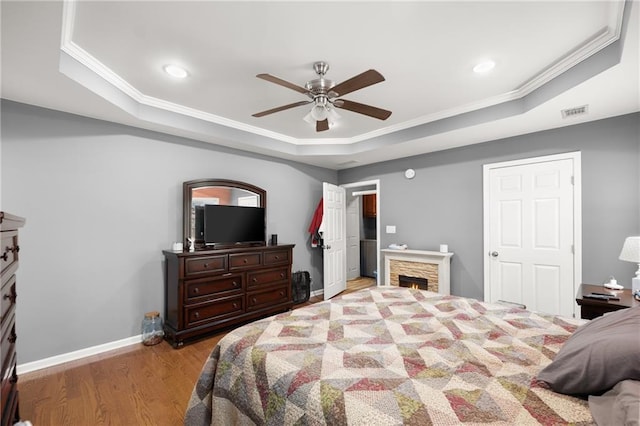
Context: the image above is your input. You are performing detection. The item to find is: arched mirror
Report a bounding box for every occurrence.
[183,179,266,249]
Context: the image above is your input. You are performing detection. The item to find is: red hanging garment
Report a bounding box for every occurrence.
[308,198,323,247]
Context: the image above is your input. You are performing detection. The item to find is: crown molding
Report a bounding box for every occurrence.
[60,1,302,145]
[59,0,627,151]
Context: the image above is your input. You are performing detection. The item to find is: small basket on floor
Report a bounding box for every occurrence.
[292,271,311,304]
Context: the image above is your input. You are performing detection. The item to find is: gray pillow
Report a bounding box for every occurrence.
[588,380,640,426]
[537,306,640,395]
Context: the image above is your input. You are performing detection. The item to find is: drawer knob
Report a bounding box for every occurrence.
[193,287,199,294]
[233,302,238,309]
[203,263,209,268]
[8,333,16,344]
[274,256,279,260]
[232,281,238,287]
[194,312,200,319]
[243,259,248,264]
[252,297,257,304]
[0,252,7,261]
[279,291,284,297]
[252,278,258,283]
[280,273,285,278]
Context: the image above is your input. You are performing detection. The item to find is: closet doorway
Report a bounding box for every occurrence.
[341,179,381,288]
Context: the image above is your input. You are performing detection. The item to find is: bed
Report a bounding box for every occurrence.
[184,286,624,425]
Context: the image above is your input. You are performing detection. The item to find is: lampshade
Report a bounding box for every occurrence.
[302,110,315,124]
[619,236,640,263]
[326,107,341,125]
[310,104,328,121]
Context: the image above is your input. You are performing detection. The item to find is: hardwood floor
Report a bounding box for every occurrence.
[18,277,375,425]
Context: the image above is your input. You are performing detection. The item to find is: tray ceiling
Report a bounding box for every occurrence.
[1,1,638,169]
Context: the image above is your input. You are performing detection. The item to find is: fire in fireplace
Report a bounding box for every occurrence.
[398,275,428,291]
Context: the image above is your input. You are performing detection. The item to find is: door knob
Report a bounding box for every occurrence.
[490,251,499,257]
[323,245,331,250]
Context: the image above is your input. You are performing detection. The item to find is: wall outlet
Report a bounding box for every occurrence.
[386,225,396,234]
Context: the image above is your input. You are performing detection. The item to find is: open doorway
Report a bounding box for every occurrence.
[341,179,380,291]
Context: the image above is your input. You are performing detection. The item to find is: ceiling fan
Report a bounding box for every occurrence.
[252,61,392,132]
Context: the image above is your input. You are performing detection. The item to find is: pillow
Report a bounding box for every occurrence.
[588,380,640,426]
[537,306,640,395]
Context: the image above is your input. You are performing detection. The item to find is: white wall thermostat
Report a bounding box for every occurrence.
[404,168,416,179]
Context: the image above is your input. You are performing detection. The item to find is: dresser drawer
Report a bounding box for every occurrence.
[184,255,228,277]
[0,230,19,284]
[247,285,289,311]
[264,250,290,266]
[1,351,16,415]
[1,387,18,426]
[184,274,243,303]
[184,296,244,327]
[0,275,16,326]
[247,267,289,288]
[0,315,16,376]
[229,253,262,270]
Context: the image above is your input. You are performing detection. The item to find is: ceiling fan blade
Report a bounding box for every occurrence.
[334,99,392,120]
[252,100,311,118]
[330,69,385,97]
[316,119,329,132]
[256,73,309,95]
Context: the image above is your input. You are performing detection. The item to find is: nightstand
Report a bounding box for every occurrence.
[576,283,639,320]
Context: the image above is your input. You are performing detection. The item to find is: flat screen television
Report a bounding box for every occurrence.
[203,204,265,246]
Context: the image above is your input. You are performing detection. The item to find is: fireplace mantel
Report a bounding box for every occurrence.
[382,249,453,295]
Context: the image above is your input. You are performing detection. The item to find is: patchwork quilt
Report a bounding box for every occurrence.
[185,287,594,425]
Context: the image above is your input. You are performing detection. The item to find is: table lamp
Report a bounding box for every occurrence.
[619,236,640,293]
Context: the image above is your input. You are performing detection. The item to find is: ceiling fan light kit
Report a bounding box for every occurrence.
[310,96,329,121]
[253,61,391,132]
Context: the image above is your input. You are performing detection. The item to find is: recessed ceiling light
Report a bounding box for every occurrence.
[163,64,188,79]
[473,60,495,73]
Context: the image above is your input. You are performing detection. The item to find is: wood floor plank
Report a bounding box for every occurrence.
[19,278,374,424]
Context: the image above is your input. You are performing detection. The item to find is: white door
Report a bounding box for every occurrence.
[346,196,360,280]
[323,182,347,300]
[484,153,580,317]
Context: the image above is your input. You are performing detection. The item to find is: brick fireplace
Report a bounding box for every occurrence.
[382,249,453,295]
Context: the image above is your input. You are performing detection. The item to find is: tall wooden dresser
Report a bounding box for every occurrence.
[163,244,294,347]
[0,212,25,426]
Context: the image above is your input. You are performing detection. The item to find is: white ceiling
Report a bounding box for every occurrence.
[1,1,638,170]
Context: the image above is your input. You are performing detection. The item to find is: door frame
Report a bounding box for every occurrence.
[482,152,582,314]
[341,179,381,286]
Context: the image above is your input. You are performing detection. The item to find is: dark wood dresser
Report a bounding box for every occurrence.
[1,212,25,426]
[163,244,294,347]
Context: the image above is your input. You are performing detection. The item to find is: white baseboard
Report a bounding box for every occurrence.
[20,291,328,375]
[17,334,142,375]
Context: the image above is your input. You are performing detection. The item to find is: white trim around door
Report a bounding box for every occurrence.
[341,179,381,287]
[483,152,582,317]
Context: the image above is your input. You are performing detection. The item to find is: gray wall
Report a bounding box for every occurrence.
[339,113,640,300]
[1,100,335,364]
[3,98,638,365]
